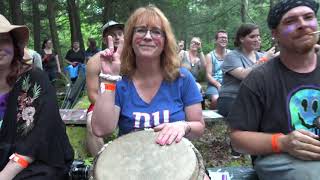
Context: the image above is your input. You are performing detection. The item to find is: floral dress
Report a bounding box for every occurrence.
[0,68,74,179]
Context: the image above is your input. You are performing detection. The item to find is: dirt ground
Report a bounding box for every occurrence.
[192,120,252,168]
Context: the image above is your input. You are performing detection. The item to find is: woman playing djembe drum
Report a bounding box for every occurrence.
[92,5,209,180]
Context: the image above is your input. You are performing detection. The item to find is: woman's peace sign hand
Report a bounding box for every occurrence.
[100,35,123,75]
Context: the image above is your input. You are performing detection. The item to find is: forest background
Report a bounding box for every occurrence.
[3,0,318,67]
[3,0,320,165]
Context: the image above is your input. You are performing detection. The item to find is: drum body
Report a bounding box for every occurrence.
[93,130,204,180]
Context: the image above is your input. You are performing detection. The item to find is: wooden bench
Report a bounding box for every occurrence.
[202,110,224,122]
[59,109,87,125]
[207,166,258,180]
[60,109,224,125]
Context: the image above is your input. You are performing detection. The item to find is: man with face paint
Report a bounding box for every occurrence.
[85,20,124,156]
[225,0,320,179]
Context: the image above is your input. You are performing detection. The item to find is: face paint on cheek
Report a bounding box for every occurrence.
[134,37,143,44]
[153,38,163,46]
[3,48,13,55]
[307,19,318,30]
[281,24,296,37]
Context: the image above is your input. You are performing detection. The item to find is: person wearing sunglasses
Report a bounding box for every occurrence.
[179,37,206,83]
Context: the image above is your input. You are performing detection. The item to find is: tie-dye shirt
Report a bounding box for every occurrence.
[0,93,9,129]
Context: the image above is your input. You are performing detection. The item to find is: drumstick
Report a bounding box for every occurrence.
[308,31,320,35]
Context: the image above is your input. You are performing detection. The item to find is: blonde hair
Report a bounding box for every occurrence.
[120,5,180,81]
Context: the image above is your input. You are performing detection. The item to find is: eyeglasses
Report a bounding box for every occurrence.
[133,27,164,39]
[191,41,200,45]
[217,37,227,40]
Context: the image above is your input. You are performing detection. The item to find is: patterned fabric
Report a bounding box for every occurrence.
[16,75,41,136]
[0,68,74,178]
[267,0,319,29]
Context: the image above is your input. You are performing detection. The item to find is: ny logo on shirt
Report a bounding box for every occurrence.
[133,110,170,128]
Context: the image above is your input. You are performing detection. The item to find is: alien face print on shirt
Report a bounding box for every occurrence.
[288,85,320,135]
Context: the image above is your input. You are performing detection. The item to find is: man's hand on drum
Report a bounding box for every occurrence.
[100,35,123,75]
[154,121,189,145]
[278,129,320,160]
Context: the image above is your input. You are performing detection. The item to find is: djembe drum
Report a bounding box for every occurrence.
[93,130,205,180]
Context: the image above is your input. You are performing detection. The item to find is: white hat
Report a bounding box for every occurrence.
[102,20,124,36]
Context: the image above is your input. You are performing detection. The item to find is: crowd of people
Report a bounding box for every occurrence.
[1,0,320,179]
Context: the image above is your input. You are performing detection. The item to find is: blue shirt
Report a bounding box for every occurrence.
[210,49,230,83]
[115,68,202,135]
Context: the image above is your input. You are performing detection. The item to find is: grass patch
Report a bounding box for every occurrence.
[73,94,90,109]
[66,126,90,160]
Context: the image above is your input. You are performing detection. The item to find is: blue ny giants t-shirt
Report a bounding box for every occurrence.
[115,68,202,135]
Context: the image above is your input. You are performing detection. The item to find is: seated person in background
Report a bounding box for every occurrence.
[0,14,74,180]
[217,23,264,117]
[205,30,230,110]
[177,40,185,53]
[227,0,320,179]
[179,37,206,92]
[23,47,43,70]
[85,20,124,156]
[65,41,86,83]
[255,36,280,62]
[85,38,101,61]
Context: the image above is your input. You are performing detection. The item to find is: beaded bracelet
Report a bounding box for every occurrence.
[99,72,122,82]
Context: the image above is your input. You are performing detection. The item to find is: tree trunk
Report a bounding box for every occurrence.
[47,0,62,68]
[240,0,248,23]
[102,0,113,23]
[9,0,24,24]
[101,0,113,49]
[66,0,84,50]
[0,0,6,16]
[32,0,41,52]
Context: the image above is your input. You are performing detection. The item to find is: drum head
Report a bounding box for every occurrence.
[94,130,201,180]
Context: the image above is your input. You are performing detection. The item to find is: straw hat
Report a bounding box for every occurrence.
[0,14,29,47]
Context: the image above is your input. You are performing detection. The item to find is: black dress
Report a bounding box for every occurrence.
[0,68,74,180]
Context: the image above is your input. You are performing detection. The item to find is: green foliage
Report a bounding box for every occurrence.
[14,0,280,58]
[66,126,91,159]
[225,158,251,167]
[73,94,91,109]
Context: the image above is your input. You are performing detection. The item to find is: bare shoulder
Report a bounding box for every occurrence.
[205,52,212,58]
[87,53,101,73]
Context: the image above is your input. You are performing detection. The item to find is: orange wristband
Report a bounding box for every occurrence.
[100,83,116,93]
[9,153,29,168]
[271,133,284,153]
[259,56,268,63]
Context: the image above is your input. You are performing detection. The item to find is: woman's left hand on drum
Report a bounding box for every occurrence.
[154,121,188,145]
